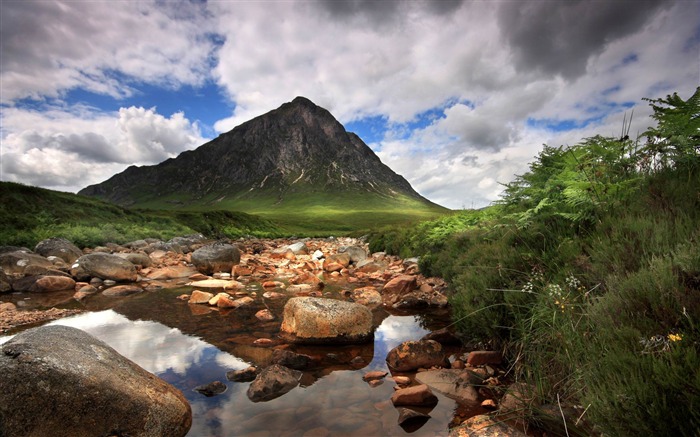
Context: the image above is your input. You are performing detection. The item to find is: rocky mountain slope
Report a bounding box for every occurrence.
[79,97,441,213]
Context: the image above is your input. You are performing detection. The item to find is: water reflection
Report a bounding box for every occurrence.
[1,303,458,436]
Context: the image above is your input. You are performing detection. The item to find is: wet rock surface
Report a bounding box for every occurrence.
[0,325,191,437]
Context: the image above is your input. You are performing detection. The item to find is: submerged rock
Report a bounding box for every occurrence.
[0,325,191,437]
[279,297,373,344]
[193,381,227,397]
[247,364,301,402]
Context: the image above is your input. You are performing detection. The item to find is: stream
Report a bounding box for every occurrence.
[1,280,478,436]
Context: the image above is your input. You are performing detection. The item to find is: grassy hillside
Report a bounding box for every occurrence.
[0,182,282,247]
[368,88,700,435]
[132,188,448,235]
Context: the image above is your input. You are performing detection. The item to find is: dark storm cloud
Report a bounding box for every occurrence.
[497,0,670,79]
[319,0,464,23]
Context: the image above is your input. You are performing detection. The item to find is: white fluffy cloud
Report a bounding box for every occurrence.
[1,0,697,208]
[0,0,215,103]
[1,105,206,192]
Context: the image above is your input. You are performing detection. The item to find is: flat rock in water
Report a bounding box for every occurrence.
[279,297,373,344]
[0,325,191,437]
[187,278,245,289]
[448,414,527,437]
[247,364,301,402]
[102,285,142,297]
[415,369,480,403]
[75,253,137,282]
[386,339,446,372]
[193,381,227,397]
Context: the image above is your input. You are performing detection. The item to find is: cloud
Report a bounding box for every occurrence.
[0,0,215,103]
[497,0,671,79]
[1,105,206,192]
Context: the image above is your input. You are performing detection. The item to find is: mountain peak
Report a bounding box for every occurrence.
[79,97,440,212]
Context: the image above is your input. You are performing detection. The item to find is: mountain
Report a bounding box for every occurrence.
[79,97,447,230]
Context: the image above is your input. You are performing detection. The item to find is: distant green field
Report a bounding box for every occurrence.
[0,181,449,247]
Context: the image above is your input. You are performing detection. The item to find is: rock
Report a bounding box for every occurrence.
[499,382,540,417]
[362,371,388,382]
[102,284,142,297]
[0,250,54,275]
[279,297,373,344]
[115,252,152,267]
[287,241,309,255]
[146,265,198,280]
[322,261,345,272]
[247,364,302,402]
[289,271,323,288]
[393,376,411,386]
[323,253,351,270]
[11,275,76,292]
[193,381,227,397]
[386,340,446,372]
[356,260,386,273]
[467,350,503,366]
[125,239,149,250]
[397,407,431,431]
[271,349,314,370]
[415,369,480,403]
[0,270,11,293]
[311,250,324,260]
[421,328,462,345]
[187,278,245,289]
[22,264,71,277]
[34,237,83,264]
[75,253,138,282]
[350,286,382,307]
[217,295,254,309]
[255,309,275,321]
[188,289,214,304]
[167,234,207,253]
[191,242,241,275]
[226,366,259,382]
[448,414,527,437]
[381,274,418,306]
[338,246,367,263]
[0,325,191,437]
[391,384,438,407]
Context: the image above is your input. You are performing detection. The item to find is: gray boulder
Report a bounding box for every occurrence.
[286,241,309,255]
[10,275,76,293]
[247,364,301,402]
[338,245,368,263]
[75,252,137,282]
[0,250,53,275]
[34,237,82,264]
[115,252,152,267]
[191,242,241,275]
[279,297,373,344]
[0,325,191,437]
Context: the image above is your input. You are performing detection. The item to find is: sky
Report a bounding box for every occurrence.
[1,0,698,210]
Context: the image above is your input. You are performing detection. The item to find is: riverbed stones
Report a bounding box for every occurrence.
[381,274,417,305]
[338,245,368,263]
[75,252,138,282]
[34,237,83,264]
[188,289,215,304]
[0,325,191,437]
[279,297,373,344]
[191,242,241,275]
[10,275,76,292]
[0,250,54,275]
[448,414,527,437]
[193,380,227,397]
[247,364,302,402]
[391,384,438,407]
[102,284,142,297]
[386,339,446,372]
[415,369,480,403]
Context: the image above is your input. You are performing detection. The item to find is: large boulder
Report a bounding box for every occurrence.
[246,364,301,402]
[338,245,368,264]
[34,237,82,264]
[386,339,446,371]
[0,325,191,437]
[75,252,138,282]
[0,250,54,275]
[279,297,373,344]
[191,242,241,275]
[10,275,76,293]
[115,252,152,268]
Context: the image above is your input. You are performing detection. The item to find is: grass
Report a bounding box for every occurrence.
[0,182,282,247]
[366,88,700,436]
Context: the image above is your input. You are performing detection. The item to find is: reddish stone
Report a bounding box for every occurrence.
[188,290,214,304]
[391,384,438,407]
[362,371,388,381]
[466,351,502,366]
